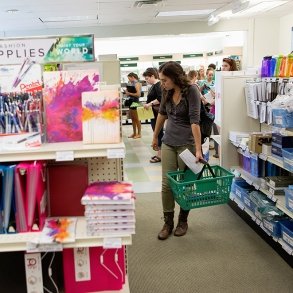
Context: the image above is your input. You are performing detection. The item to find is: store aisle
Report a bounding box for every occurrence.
[128,192,293,293]
[124,124,293,293]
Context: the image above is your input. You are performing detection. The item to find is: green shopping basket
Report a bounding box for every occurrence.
[167,162,234,210]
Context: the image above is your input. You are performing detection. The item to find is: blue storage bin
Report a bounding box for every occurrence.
[242,193,256,212]
[263,218,283,238]
[272,108,293,128]
[250,154,263,177]
[285,188,293,212]
[280,220,293,248]
[234,180,254,201]
[282,148,293,172]
[243,153,251,172]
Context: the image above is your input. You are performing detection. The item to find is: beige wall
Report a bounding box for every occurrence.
[279,12,293,53]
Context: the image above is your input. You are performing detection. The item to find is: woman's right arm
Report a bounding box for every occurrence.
[152,113,166,150]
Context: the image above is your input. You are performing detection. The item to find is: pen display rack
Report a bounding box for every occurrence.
[0,91,43,135]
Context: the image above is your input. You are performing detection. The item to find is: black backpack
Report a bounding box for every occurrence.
[200,102,215,144]
[183,86,215,144]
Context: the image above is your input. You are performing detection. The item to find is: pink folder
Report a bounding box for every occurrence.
[14,161,47,232]
[63,246,125,293]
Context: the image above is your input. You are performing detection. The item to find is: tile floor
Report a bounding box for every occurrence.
[122,124,219,193]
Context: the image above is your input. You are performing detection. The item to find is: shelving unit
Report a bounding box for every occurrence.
[0,59,132,293]
[217,71,293,263]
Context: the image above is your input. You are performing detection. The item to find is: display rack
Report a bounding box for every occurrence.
[0,59,131,293]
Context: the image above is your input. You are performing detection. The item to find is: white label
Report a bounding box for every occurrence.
[244,197,251,207]
[282,242,293,254]
[283,232,293,247]
[107,148,125,159]
[24,253,43,293]
[238,202,245,210]
[288,198,293,210]
[103,237,122,249]
[269,187,275,195]
[275,116,283,125]
[56,150,74,161]
[74,247,91,282]
[256,218,261,225]
[263,220,274,232]
[26,242,63,253]
[236,189,242,198]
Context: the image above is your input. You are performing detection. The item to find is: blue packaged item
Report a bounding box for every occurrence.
[282,148,293,172]
[263,218,287,238]
[261,56,271,77]
[269,57,277,77]
[285,187,293,212]
[272,108,293,128]
[280,220,293,248]
[234,179,254,201]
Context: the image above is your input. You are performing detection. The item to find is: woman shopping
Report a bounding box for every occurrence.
[125,72,142,139]
[152,61,203,240]
[143,67,163,163]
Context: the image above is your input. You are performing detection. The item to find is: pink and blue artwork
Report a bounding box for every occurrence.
[43,70,100,143]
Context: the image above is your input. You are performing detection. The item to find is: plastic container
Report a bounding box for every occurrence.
[279,55,287,77]
[272,108,293,128]
[280,220,293,248]
[243,153,251,172]
[286,54,293,77]
[282,148,293,172]
[269,56,277,77]
[250,153,263,177]
[263,218,286,238]
[261,56,271,77]
[274,55,283,77]
[233,179,254,201]
[285,187,293,212]
[167,165,234,210]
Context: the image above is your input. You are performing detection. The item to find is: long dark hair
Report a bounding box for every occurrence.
[158,61,190,104]
[222,58,238,71]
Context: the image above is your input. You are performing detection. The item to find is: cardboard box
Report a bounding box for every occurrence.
[249,133,272,154]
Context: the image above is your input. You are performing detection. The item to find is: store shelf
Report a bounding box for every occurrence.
[232,166,293,219]
[0,217,132,252]
[275,196,293,219]
[0,141,125,162]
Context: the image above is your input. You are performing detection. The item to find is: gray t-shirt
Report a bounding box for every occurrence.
[159,85,201,146]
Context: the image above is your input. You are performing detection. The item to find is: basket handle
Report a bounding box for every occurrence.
[196,159,216,180]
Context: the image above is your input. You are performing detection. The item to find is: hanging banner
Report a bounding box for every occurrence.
[0,34,94,65]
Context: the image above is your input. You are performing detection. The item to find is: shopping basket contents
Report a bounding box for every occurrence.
[167,161,234,210]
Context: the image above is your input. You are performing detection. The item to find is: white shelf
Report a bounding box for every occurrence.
[275,196,293,219]
[0,217,132,252]
[0,141,125,162]
[233,166,293,218]
[230,192,293,255]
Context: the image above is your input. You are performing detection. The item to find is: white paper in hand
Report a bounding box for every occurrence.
[179,149,203,174]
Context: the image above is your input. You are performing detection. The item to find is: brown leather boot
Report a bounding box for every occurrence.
[174,208,190,237]
[158,212,174,240]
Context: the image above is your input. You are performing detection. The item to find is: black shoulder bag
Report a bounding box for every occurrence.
[200,102,215,144]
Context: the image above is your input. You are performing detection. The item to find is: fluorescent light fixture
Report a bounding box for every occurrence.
[232,0,250,14]
[6,9,19,14]
[208,14,219,26]
[157,9,214,17]
[40,15,97,23]
[234,1,287,16]
[217,10,233,18]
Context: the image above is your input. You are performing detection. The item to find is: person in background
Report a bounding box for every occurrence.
[222,57,238,71]
[208,63,216,70]
[199,68,215,97]
[197,68,205,82]
[125,72,142,139]
[187,70,198,85]
[143,67,163,163]
[152,61,203,240]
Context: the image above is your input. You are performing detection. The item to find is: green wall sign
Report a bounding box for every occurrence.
[119,57,139,61]
[183,53,204,58]
[120,63,137,67]
[153,55,173,60]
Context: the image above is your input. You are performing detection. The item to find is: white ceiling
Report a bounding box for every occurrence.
[0,0,292,34]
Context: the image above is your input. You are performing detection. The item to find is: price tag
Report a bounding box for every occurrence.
[107,148,125,159]
[56,150,74,161]
[103,237,122,249]
[238,202,245,210]
[26,241,63,253]
[259,153,267,161]
[281,242,293,255]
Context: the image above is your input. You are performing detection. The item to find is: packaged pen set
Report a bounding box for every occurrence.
[0,91,43,135]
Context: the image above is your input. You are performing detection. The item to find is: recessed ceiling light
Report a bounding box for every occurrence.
[6,9,19,14]
[157,9,214,17]
[39,15,97,23]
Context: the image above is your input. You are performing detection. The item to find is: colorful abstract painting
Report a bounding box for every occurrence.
[43,70,99,142]
[82,86,120,144]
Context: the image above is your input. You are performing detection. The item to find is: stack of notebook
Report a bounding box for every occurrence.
[81,181,135,237]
